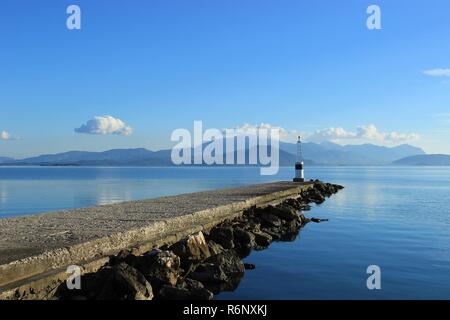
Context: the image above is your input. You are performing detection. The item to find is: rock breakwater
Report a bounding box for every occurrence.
[55,181,343,300]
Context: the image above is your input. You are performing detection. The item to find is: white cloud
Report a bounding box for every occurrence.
[225,123,302,142]
[307,127,357,142]
[75,115,133,136]
[308,124,419,144]
[229,123,419,145]
[229,123,288,136]
[0,130,15,141]
[423,69,450,77]
[383,130,420,143]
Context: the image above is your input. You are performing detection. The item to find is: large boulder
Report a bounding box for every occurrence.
[112,262,154,300]
[129,249,181,290]
[304,188,326,204]
[284,198,302,210]
[207,240,225,256]
[206,250,245,275]
[312,181,343,197]
[189,251,244,284]
[58,263,154,300]
[252,231,272,248]
[259,212,282,228]
[233,228,255,249]
[55,266,112,300]
[108,248,142,267]
[314,181,328,193]
[299,213,309,224]
[189,263,228,283]
[158,278,213,300]
[271,205,300,222]
[207,226,234,249]
[169,231,211,262]
[278,219,302,241]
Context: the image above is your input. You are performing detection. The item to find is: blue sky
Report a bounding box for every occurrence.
[1,0,450,158]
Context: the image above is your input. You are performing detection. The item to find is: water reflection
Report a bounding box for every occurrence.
[0,181,8,205]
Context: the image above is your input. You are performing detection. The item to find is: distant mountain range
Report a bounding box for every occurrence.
[0,141,437,166]
[392,154,450,166]
[0,157,14,163]
[278,141,425,165]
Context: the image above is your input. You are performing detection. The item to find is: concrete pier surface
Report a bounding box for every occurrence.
[0,181,313,299]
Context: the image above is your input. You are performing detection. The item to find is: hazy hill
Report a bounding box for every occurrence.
[0,157,14,164]
[392,154,450,166]
[10,148,155,164]
[0,141,426,166]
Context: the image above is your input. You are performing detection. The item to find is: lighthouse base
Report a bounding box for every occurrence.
[293,178,305,183]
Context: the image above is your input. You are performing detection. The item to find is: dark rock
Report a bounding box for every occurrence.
[58,262,154,300]
[314,181,327,193]
[112,262,154,300]
[115,249,132,261]
[158,278,213,300]
[279,232,298,242]
[299,213,310,224]
[252,231,272,247]
[94,270,119,300]
[207,240,224,256]
[311,218,329,223]
[233,228,255,248]
[242,206,256,219]
[305,188,326,204]
[244,263,256,270]
[243,221,261,233]
[280,218,301,234]
[180,278,212,291]
[205,250,245,276]
[128,249,180,291]
[284,198,302,210]
[236,245,252,258]
[299,203,312,211]
[233,228,255,257]
[260,212,282,228]
[189,250,244,284]
[169,231,211,263]
[271,205,300,222]
[189,263,228,283]
[311,181,343,198]
[233,221,249,230]
[109,249,139,266]
[260,227,281,241]
[55,267,112,300]
[204,272,244,294]
[207,226,234,249]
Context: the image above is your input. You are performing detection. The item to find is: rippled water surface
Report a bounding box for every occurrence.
[1,166,449,299]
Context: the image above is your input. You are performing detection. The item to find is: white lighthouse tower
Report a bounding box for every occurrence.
[293,136,305,183]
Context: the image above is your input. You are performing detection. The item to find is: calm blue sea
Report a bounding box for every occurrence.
[1,166,450,299]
